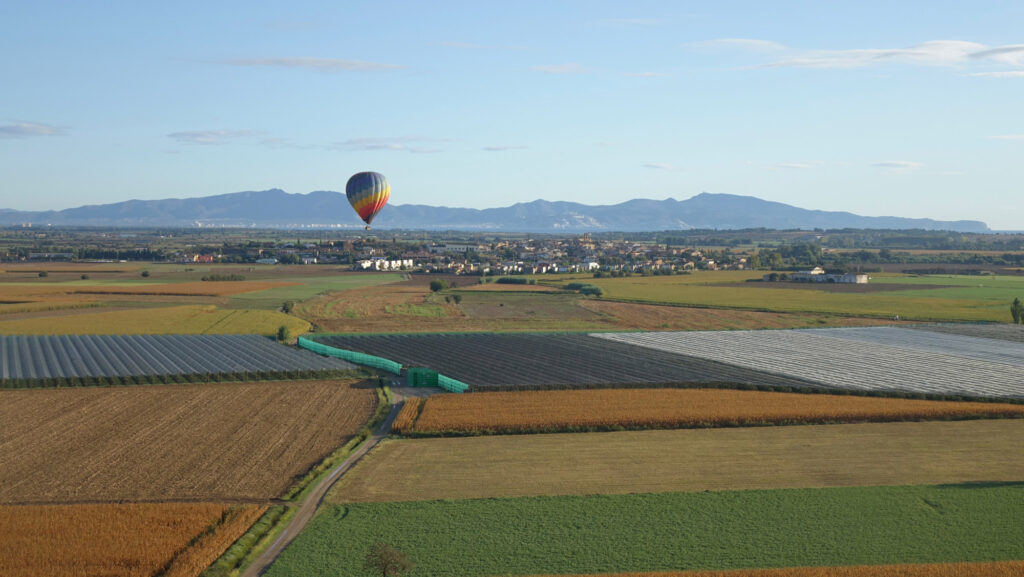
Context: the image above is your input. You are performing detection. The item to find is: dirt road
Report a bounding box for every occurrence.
[241,398,403,577]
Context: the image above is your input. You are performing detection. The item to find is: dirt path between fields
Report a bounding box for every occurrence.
[241,397,403,577]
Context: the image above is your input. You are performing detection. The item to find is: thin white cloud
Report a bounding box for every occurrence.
[0,121,65,138]
[690,38,786,52]
[990,134,1024,139]
[628,72,667,77]
[763,41,986,69]
[482,145,527,151]
[167,129,266,145]
[968,71,1024,78]
[335,137,446,154]
[643,162,675,170]
[872,160,924,173]
[969,44,1024,66]
[221,57,405,71]
[531,63,586,74]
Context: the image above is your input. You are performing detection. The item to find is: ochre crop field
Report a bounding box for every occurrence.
[524,561,1024,577]
[409,389,1024,434]
[0,502,264,577]
[0,380,376,503]
[327,420,1024,503]
[392,397,422,435]
[0,303,310,335]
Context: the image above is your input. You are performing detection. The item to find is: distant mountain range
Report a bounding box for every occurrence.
[0,189,990,232]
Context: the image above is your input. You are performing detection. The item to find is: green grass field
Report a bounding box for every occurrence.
[264,484,1024,577]
[227,274,402,309]
[563,272,1024,322]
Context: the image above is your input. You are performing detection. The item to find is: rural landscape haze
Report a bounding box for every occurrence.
[1,1,1022,577]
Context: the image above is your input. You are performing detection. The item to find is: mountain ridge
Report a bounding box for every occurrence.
[0,190,990,232]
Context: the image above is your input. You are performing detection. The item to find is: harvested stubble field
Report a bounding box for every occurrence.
[0,304,309,335]
[405,389,1024,434]
[523,561,1024,577]
[0,502,264,577]
[327,420,1024,503]
[577,299,900,331]
[0,380,376,503]
[269,484,1024,577]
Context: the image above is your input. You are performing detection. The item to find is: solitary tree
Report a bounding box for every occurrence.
[364,543,413,577]
[429,279,446,292]
[277,325,292,342]
[1012,297,1023,325]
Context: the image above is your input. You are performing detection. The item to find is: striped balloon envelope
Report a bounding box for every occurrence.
[346,172,390,229]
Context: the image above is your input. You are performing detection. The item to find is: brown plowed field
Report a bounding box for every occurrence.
[409,388,1024,434]
[0,502,264,577]
[0,380,376,503]
[524,560,1024,577]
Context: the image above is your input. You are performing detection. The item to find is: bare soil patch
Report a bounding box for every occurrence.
[0,380,376,503]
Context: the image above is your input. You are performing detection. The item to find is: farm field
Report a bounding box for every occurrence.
[404,388,1024,434]
[576,299,900,331]
[299,275,898,333]
[596,326,1024,398]
[327,420,1024,503]
[0,379,376,503]
[0,502,265,577]
[226,272,402,309]
[267,484,1024,577]
[0,303,310,336]
[0,333,354,383]
[313,333,818,389]
[569,272,1024,322]
[521,561,1024,577]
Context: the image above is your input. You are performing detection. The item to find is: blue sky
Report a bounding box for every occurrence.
[2,1,1023,229]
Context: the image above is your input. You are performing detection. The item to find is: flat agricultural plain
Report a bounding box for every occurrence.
[521,562,1024,577]
[269,484,1024,577]
[0,502,264,577]
[596,327,1024,398]
[0,380,376,503]
[405,388,1024,434]
[327,420,1024,503]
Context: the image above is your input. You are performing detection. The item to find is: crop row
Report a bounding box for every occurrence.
[0,334,355,384]
[523,561,1024,577]
[0,503,264,577]
[313,333,818,389]
[403,388,1024,435]
[266,484,1024,577]
[596,328,1024,399]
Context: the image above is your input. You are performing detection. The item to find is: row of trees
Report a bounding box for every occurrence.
[1012,298,1024,324]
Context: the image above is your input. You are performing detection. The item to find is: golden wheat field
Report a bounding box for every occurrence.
[408,388,1024,434]
[0,380,376,503]
[392,396,423,434]
[524,561,1024,577]
[0,503,265,577]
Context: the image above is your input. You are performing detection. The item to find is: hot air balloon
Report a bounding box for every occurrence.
[346,171,390,230]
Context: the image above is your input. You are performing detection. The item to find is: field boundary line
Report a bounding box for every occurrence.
[238,394,402,577]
